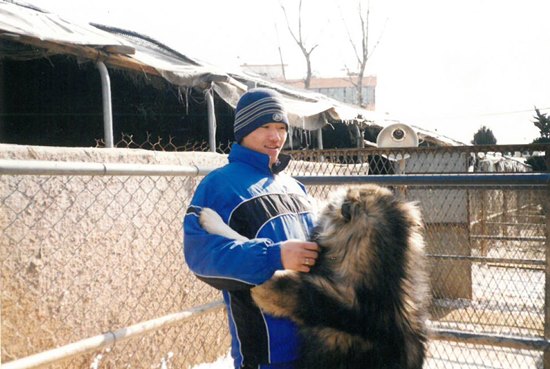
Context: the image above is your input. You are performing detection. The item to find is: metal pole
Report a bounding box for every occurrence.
[355,125,363,148]
[544,153,550,369]
[317,128,323,150]
[294,173,550,186]
[95,61,114,148]
[0,159,215,177]
[288,126,294,150]
[430,327,550,351]
[205,89,216,152]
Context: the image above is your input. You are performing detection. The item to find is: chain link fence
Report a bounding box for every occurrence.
[96,133,233,154]
[1,169,230,369]
[1,144,548,368]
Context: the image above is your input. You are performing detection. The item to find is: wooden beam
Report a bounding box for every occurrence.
[101,44,136,55]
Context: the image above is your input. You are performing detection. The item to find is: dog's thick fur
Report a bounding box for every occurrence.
[200,184,429,369]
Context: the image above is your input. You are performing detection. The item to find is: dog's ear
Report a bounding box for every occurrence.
[341,201,352,221]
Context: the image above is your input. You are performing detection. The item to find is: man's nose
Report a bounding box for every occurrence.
[268,128,283,140]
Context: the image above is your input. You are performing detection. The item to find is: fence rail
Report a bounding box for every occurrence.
[296,173,550,186]
[3,158,549,183]
[0,159,215,177]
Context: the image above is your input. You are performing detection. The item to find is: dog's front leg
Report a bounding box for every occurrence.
[251,271,304,324]
[199,208,249,242]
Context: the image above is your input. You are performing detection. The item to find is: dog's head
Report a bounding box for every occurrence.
[313,184,424,281]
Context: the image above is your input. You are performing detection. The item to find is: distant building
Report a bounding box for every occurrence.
[240,64,376,110]
[283,76,377,110]
[240,63,288,80]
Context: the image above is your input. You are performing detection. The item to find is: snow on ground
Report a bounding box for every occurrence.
[190,351,232,369]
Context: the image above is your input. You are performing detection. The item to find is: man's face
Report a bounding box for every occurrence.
[241,122,288,166]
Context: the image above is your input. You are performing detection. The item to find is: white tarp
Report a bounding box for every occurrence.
[0,1,381,131]
[0,1,459,144]
[0,1,128,46]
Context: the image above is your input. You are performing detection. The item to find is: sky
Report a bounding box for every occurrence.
[24,0,550,144]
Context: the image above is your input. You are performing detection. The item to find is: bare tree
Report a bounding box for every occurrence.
[280,0,319,89]
[342,0,385,107]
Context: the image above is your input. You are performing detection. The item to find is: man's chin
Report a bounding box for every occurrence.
[265,149,280,158]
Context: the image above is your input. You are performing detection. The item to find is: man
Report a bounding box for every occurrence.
[183,88,319,369]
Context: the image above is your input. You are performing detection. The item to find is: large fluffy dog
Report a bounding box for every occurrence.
[200,184,429,369]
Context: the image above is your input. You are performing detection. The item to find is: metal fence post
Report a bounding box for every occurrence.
[206,88,216,153]
[96,61,114,148]
[545,187,550,369]
[480,190,488,256]
[545,153,550,369]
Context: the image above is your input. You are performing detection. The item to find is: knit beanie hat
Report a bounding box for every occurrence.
[234,88,289,142]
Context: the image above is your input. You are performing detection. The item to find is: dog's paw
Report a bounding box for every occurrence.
[199,207,223,233]
[251,281,290,317]
[199,208,249,242]
[251,282,271,304]
[251,272,301,321]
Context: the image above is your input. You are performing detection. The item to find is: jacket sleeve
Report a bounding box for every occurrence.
[183,181,284,291]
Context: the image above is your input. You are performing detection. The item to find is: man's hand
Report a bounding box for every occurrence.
[280,240,320,272]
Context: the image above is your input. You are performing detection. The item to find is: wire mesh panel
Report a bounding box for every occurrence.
[1,143,548,369]
[426,342,542,369]
[1,172,230,368]
[288,144,546,175]
[423,186,546,368]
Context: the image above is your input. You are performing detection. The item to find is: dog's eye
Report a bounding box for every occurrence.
[341,202,352,221]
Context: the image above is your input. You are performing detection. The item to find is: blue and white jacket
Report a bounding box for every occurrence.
[183,143,315,368]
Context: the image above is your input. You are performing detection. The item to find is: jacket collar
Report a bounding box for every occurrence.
[229,143,290,175]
